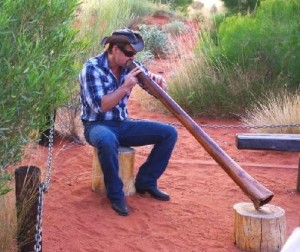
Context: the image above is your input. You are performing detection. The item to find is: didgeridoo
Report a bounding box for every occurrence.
[127,60,273,209]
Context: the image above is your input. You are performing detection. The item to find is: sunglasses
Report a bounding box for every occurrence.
[118,46,137,57]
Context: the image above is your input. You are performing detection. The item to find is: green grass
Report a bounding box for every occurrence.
[167,0,300,122]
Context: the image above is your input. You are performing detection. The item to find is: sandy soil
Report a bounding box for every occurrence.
[20,15,300,252]
[34,106,299,252]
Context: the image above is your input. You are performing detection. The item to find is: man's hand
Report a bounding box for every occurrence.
[123,66,143,92]
[148,72,167,91]
[101,66,142,111]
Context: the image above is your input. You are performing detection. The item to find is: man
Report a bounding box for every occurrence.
[79,28,177,216]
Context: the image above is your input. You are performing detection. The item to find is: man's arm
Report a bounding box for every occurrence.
[100,66,143,111]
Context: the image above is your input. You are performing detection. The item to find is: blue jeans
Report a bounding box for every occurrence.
[83,119,178,204]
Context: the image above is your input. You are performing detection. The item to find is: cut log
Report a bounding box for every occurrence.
[92,146,136,195]
[233,202,286,252]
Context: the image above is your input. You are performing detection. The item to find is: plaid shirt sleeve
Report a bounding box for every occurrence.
[80,64,104,115]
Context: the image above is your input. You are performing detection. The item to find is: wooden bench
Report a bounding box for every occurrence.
[236,133,300,192]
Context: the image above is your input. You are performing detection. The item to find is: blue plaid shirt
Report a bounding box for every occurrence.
[79,51,147,121]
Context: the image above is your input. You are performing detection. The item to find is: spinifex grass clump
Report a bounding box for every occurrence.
[242,91,300,134]
[0,192,17,252]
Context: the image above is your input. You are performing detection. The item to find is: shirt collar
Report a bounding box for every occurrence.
[86,51,132,77]
[97,51,110,71]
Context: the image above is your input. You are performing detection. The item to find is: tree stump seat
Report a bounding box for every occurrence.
[92,146,136,195]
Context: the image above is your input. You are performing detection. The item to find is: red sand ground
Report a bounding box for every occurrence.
[21,16,300,252]
[38,108,300,252]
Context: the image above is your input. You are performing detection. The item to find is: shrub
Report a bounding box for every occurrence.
[136,50,155,65]
[139,24,175,58]
[169,0,300,119]
[168,52,274,118]
[215,0,300,89]
[222,0,261,14]
[172,0,193,12]
[163,20,188,35]
[150,0,193,11]
[0,0,83,187]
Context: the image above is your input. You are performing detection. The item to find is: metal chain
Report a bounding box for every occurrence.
[168,122,300,130]
[34,183,45,252]
[34,111,55,252]
[129,117,300,130]
[44,112,55,192]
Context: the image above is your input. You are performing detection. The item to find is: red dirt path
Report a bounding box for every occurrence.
[21,16,300,252]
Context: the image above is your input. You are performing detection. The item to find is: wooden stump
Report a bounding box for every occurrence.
[233,202,286,252]
[92,146,136,195]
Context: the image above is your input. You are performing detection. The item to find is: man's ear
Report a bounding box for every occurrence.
[113,44,120,52]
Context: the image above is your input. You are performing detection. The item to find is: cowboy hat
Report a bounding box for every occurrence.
[101,28,144,52]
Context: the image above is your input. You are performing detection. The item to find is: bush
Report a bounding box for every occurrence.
[168,52,273,118]
[139,24,175,58]
[168,0,299,118]
[150,0,193,11]
[171,0,193,12]
[222,0,260,14]
[201,0,300,89]
[0,0,83,188]
[216,0,300,88]
[163,20,188,35]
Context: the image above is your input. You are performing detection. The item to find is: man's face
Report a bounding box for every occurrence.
[114,44,137,67]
